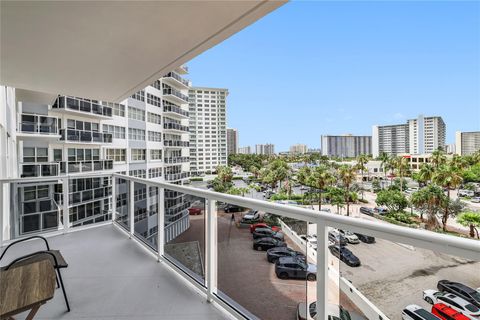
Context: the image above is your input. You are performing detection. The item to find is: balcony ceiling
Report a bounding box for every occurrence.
[0,1,285,102]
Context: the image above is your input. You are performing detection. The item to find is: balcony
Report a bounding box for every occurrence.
[17,114,61,140]
[60,129,113,144]
[164,140,189,148]
[60,160,114,174]
[162,85,189,105]
[163,72,190,89]
[52,96,113,119]
[165,172,190,181]
[164,122,189,133]
[164,157,190,164]
[175,65,189,74]
[20,162,59,178]
[1,174,478,320]
[163,104,189,118]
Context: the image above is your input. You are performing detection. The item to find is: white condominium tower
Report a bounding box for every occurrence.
[255,144,275,155]
[238,146,251,154]
[2,66,191,242]
[189,87,228,175]
[289,144,308,154]
[321,135,371,158]
[372,115,446,157]
[456,131,480,155]
[227,128,238,156]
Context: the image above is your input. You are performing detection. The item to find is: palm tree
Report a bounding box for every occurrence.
[308,165,334,211]
[379,152,390,187]
[417,163,434,186]
[269,159,290,192]
[356,154,369,199]
[433,164,463,231]
[411,185,446,229]
[394,156,410,191]
[249,166,260,180]
[457,211,480,239]
[338,165,357,216]
[431,149,447,169]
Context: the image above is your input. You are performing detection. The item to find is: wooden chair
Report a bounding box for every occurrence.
[0,236,70,312]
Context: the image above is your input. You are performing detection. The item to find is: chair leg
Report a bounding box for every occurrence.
[55,273,60,289]
[57,269,71,312]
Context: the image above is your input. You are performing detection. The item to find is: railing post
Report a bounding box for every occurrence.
[129,180,134,238]
[205,198,217,302]
[0,182,4,247]
[111,176,116,222]
[316,220,329,320]
[157,187,165,259]
[62,177,70,233]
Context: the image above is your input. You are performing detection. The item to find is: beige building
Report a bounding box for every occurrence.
[227,128,238,156]
[289,144,308,154]
[456,131,480,155]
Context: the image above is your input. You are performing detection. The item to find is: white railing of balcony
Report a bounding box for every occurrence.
[1,173,479,320]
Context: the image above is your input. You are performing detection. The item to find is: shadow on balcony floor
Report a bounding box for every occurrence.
[0,225,226,320]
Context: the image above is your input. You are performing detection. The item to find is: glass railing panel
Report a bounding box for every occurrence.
[133,184,159,251]
[164,188,205,285]
[115,177,130,231]
[216,204,310,320]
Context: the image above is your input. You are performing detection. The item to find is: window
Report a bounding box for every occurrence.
[146,93,161,107]
[67,148,100,161]
[106,149,126,162]
[103,124,126,139]
[131,90,145,102]
[102,102,125,117]
[23,147,48,163]
[150,149,162,160]
[148,168,162,179]
[148,131,162,142]
[128,106,145,121]
[53,149,62,161]
[147,112,162,124]
[131,149,146,161]
[128,128,145,141]
[129,169,146,178]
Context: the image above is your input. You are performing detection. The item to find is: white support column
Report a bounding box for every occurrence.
[157,187,165,259]
[205,198,217,302]
[111,176,116,222]
[62,177,69,234]
[316,220,329,320]
[129,180,134,238]
[0,182,4,246]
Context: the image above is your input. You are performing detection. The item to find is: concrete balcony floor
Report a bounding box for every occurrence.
[0,225,226,320]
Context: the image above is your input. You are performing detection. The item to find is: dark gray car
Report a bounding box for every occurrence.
[275,256,317,281]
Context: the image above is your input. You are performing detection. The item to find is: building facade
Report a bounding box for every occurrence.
[188,87,228,175]
[238,146,251,154]
[456,131,480,155]
[372,124,409,158]
[255,143,275,155]
[289,144,308,154]
[321,135,371,158]
[227,128,238,156]
[1,66,192,241]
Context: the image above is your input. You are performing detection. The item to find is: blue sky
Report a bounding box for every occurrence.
[187,1,480,151]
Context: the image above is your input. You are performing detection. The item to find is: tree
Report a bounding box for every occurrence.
[267,159,290,192]
[307,164,334,211]
[411,185,446,229]
[431,149,447,169]
[394,156,410,191]
[326,187,345,214]
[417,163,434,186]
[338,165,357,216]
[433,164,463,231]
[457,211,480,239]
[249,166,260,180]
[379,152,390,187]
[376,189,408,213]
[356,154,370,199]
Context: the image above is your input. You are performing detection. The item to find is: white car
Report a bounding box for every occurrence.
[459,189,475,197]
[402,304,440,320]
[338,229,360,244]
[471,197,480,203]
[423,289,480,318]
[243,210,259,221]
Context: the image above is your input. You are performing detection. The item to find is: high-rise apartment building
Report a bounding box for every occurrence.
[372,115,446,157]
[3,66,191,241]
[188,87,228,175]
[456,131,480,155]
[289,144,308,154]
[227,128,238,156]
[238,146,251,154]
[255,144,275,155]
[321,135,371,158]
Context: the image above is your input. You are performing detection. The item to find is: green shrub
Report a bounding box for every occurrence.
[358,198,369,204]
[190,177,203,182]
[232,176,243,180]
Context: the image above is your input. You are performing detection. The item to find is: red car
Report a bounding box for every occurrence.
[249,222,280,233]
[432,303,470,320]
[188,207,202,215]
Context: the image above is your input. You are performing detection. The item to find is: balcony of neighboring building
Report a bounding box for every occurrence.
[17,114,61,140]
[163,121,189,134]
[60,159,114,174]
[162,84,189,105]
[163,103,189,119]
[164,156,190,165]
[162,72,190,90]
[164,172,190,181]
[20,162,60,178]
[164,140,190,148]
[52,96,113,119]
[60,129,113,144]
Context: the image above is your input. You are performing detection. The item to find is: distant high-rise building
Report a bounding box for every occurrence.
[189,87,228,175]
[227,128,238,156]
[445,144,456,154]
[255,144,275,155]
[321,135,371,158]
[372,115,446,157]
[289,144,308,154]
[238,146,251,154]
[456,131,480,155]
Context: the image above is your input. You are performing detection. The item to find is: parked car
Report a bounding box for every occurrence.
[402,304,440,320]
[300,185,310,191]
[253,237,286,251]
[296,302,366,320]
[374,207,389,215]
[360,207,374,216]
[328,245,360,267]
[458,190,475,197]
[249,222,281,233]
[242,210,260,221]
[252,228,285,241]
[470,197,480,203]
[188,207,202,215]
[328,230,347,246]
[300,235,318,250]
[354,233,376,243]
[338,229,360,244]
[267,247,305,263]
[431,303,471,320]
[423,289,480,318]
[437,280,480,308]
[275,256,317,281]
[224,204,243,213]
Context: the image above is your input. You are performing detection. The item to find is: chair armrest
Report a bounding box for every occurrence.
[5,251,59,270]
[0,236,50,261]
